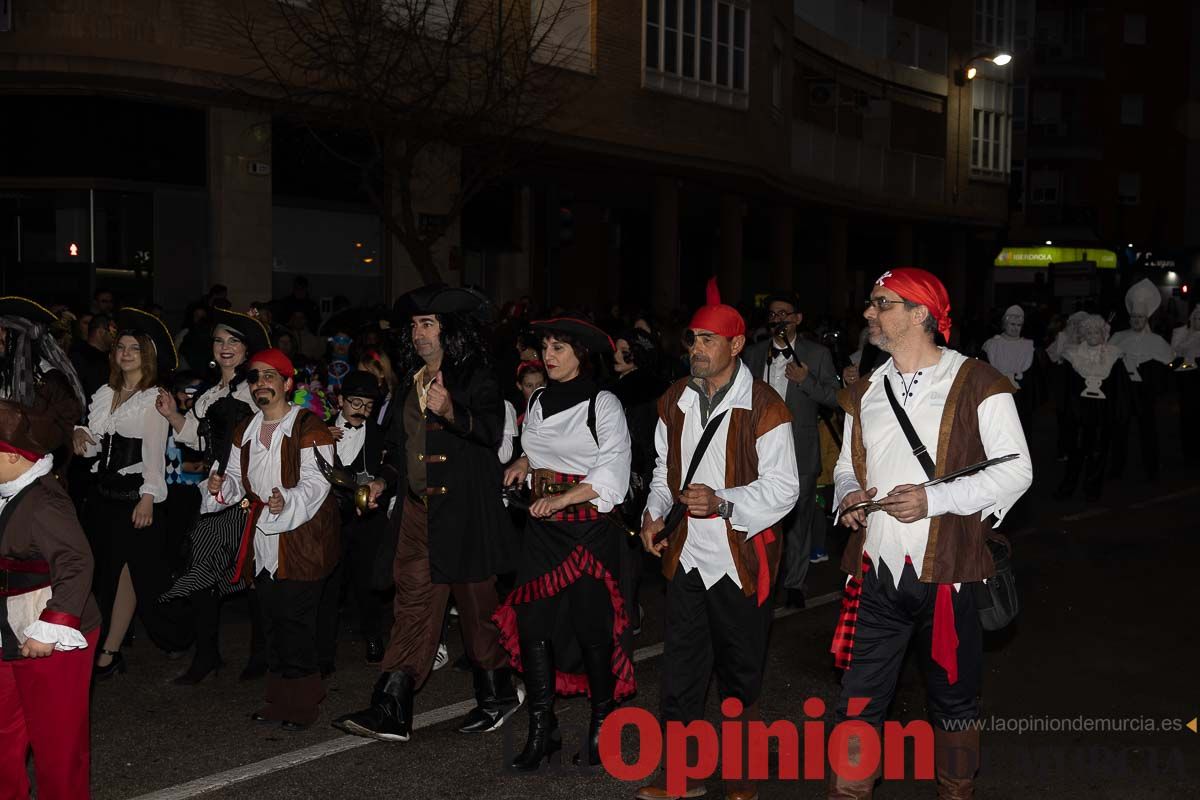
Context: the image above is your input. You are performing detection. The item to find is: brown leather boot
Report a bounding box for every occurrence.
[934,728,979,799]
[827,731,878,799]
[723,702,758,800]
[251,673,286,722]
[634,776,707,799]
[279,673,327,731]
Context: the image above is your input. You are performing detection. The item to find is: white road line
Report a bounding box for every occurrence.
[131,590,844,800]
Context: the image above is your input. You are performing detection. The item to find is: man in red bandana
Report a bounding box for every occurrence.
[203,348,340,731]
[828,268,1032,798]
[636,279,799,800]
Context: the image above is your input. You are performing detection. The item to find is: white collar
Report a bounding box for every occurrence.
[240,404,302,446]
[677,360,754,415]
[0,455,54,498]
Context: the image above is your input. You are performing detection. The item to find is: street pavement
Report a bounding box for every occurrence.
[88,399,1200,799]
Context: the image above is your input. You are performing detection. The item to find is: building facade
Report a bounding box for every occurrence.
[1,0,1013,333]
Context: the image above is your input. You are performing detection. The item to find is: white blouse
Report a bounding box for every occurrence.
[77,385,169,503]
[175,381,256,450]
[520,390,631,513]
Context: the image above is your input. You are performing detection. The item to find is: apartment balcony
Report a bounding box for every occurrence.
[792,120,945,205]
[795,0,948,77]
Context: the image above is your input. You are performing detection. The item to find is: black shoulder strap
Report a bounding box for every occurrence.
[586,391,598,446]
[680,409,729,490]
[883,378,936,480]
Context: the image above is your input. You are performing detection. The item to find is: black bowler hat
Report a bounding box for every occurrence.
[211,308,271,356]
[115,307,178,373]
[340,370,382,401]
[530,317,615,353]
[0,296,57,325]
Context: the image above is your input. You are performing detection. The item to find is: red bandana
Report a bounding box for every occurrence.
[688,277,745,338]
[875,267,953,342]
[248,348,296,379]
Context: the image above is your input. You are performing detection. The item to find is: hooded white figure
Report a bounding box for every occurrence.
[1171,305,1200,369]
[1062,315,1123,399]
[1110,279,1174,382]
[982,305,1035,389]
[1048,310,1091,364]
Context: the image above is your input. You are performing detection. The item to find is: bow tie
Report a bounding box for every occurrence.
[771,345,793,360]
[343,422,365,430]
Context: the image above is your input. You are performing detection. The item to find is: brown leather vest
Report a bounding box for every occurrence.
[658,376,793,598]
[838,357,1015,583]
[235,409,340,582]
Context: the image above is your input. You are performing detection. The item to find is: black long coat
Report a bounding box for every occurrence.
[384,355,517,584]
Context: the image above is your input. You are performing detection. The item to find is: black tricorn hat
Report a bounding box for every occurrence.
[530,317,615,353]
[340,370,382,401]
[0,296,57,325]
[115,307,178,373]
[394,285,492,322]
[211,308,271,356]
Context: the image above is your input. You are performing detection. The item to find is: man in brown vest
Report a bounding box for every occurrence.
[830,268,1032,799]
[204,348,339,731]
[638,280,799,800]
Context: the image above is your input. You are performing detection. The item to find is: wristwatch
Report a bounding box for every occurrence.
[717,499,734,520]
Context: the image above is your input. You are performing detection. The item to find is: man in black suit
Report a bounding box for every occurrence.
[742,293,839,607]
[69,313,113,399]
[317,370,393,670]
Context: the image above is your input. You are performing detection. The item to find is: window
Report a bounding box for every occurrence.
[532,1,594,73]
[1118,172,1141,205]
[1124,14,1146,45]
[1030,170,1060,205]
[971,78,1011,178]
[1012,81,1027,131]
[644,0,750,108]
[975,0,1012,51]
[771,28,784,111]
[1121,94,1144,125]
[1031,90,1062,125]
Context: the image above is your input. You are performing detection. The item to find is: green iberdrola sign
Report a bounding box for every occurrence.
[994,246,1117,269]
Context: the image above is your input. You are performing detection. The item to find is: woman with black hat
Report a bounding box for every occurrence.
[495,316,635,770]
[155,308,272,684]
[72,308,182,678]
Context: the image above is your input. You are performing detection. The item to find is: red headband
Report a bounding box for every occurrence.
[248,348,296,379]
[688,277,745,338]
[875,267,953,342]
[0,440,41,463]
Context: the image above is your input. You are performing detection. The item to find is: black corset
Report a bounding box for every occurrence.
[99,432,143,475]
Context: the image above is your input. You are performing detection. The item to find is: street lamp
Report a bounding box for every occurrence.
[955,52,1014,86]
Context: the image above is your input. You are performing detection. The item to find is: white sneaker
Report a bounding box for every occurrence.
[432,642,449,671]
[449,604,459,618]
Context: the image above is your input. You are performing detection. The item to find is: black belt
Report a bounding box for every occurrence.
[0,569,51,597]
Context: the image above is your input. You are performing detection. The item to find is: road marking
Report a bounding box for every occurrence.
[131,590,844,799]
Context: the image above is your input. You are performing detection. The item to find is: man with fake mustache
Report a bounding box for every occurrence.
[203,348,340,731]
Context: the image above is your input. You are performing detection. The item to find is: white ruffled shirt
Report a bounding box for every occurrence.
[520,390,632,512]
[832,350,1033,588]
[202,405,334,578]
[981,335,1034,388]
[1,456,89,651]
[645,363,800,590]
[76,386,169,502]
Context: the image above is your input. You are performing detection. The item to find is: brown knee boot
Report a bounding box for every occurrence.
[251,673,286,722]
[280,673,327,731]
[827,731,878,799]
[934,728,980,800]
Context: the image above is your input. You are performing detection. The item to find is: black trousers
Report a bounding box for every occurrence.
[256,570,323,680]
[317,513,390,665]
[661,569,773,724]
[780,472,818,591]
[835,558,981,731]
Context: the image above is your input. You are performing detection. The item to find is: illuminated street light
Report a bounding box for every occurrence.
[955,52,1014,85]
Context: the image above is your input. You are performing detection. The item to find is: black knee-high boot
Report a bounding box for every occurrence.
[579,642,617,766]
[173,589,223,685]
[510,640,561,771]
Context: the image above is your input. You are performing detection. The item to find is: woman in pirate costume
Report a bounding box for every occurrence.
[73,308,184,678]
[0,297,87,466]
[156,308,271,684]
[495,317,634,770]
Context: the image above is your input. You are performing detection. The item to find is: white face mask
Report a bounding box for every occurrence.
[1129,314,1148,332]
[1003,318,1023,338]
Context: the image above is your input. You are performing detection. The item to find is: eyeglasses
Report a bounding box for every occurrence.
[766,310,794,320]
[863,297,906,311]
[344,397,375,411]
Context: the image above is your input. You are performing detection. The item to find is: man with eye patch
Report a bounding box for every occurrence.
[203,348,340,731]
